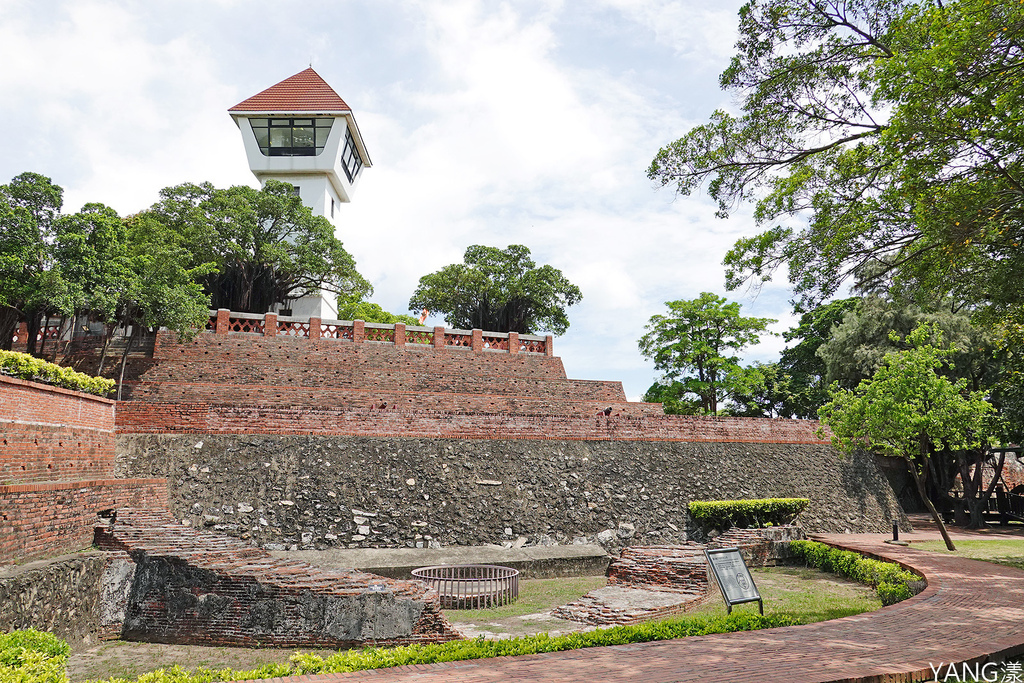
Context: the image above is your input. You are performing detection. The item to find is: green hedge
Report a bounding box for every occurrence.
[789,540,923,606]
[3,613,797,683]
[0,629,69,683]
[0,351,114,397]
[687,498,809,531]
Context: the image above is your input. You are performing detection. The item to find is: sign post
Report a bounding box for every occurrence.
[704,547,763,615]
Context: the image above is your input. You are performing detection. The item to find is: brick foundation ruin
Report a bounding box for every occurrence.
[552,527,803,626]
[94,509,459,648]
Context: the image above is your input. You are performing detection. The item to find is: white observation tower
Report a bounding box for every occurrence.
[228,67,372,318]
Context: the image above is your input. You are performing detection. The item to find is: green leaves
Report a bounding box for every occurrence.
[639,293,776,414]
[688,498,810,531]
[408,244,582,335]
[145,180,371,314]
[652,0,1024,328]
[0,350,115,395]
[788,540,922,605]
[818,322,994,461]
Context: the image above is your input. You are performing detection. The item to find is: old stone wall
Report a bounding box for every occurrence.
[116,434,907,551]
[0,553,108,648]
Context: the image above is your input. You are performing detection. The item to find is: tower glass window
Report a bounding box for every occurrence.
[341,127,363,181]
[249,118,333,156]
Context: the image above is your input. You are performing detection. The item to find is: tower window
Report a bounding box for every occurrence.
[250,118,333,156]
[341,127,363,181]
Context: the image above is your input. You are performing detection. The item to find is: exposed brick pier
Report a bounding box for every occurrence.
[237,537,1024,683]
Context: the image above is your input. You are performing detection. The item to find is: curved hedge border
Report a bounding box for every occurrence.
[0,351,114,397]
[688,497,809,531]
[789,540,924,606]
[2,613,797,683]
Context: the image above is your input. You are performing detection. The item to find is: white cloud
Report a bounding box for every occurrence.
[0,0,798,401]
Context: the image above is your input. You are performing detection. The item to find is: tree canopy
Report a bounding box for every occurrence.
[639,293,776,415]
[819,324,994,546]
[648,0,1024,327]
[408,245,582,335]
[145,180,371,313]
[0,173,65,350]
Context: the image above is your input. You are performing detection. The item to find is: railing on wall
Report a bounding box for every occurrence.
[206,310,553,356]
[10,311,554,357]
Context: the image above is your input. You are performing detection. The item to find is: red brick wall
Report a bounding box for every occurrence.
[1,375,116,484]
[0,479,167,564]
[1,376,168,565]
[95,331,633,418]
[115,402,831,443]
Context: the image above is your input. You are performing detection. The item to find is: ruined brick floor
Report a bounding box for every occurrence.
[238,534,1024,683]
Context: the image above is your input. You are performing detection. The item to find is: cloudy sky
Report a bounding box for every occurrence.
[0,0,801,400]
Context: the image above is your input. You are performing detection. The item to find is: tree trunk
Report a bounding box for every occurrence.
[96,323,114,376]
[907,443,956,551]
[0,306,19,351]
[116,326,138,401]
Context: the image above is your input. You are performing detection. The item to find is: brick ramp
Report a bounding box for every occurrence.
[96,509,460,649]
[236,536,1024,683]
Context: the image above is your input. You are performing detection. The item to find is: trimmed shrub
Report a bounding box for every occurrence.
[789,540,923,606]
[0,351,114,397]
[0,629,69,683]
[687,498,809,531]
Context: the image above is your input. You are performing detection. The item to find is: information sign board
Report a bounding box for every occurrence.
[704,547,763,614]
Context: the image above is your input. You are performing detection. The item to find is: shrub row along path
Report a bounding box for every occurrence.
[245,533,1024,683]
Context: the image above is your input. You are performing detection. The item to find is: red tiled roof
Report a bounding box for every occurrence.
[228,68,351,113]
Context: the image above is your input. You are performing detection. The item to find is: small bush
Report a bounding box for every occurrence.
[789,540,922,605]
[0,351,114,397]
[0,629,69,683]
[688,498,809,531]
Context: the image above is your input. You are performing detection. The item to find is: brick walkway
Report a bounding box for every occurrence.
[244,535,1024,683]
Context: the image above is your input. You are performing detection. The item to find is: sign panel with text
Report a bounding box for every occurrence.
[704,547,763,614]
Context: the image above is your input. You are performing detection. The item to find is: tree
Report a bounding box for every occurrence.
[648,0,1024,328]
[818,296,997,389]
[409,245,582,335]
[337,301,419,326]
[146,181,371,313]
[819,324,994,547]
[639,293,776,414]
[0,172,66,351]
[727,361,797,418]
[777,298,861,418]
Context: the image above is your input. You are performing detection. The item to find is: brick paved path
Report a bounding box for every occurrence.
[248,536,1024,683]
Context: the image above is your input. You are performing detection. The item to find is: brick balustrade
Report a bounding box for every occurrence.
[206,310,553,356]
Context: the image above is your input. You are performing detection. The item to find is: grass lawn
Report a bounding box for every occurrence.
[692,566,881,623]
[912,538,1024,571]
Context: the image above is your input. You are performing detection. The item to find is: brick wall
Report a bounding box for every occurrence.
[1,375,116,484]
[0,479,167,564]
[115,402,830,442]
[0,375,168,565]
[68,331,640,424]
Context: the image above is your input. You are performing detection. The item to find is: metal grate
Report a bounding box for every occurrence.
[411,564,519,609]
